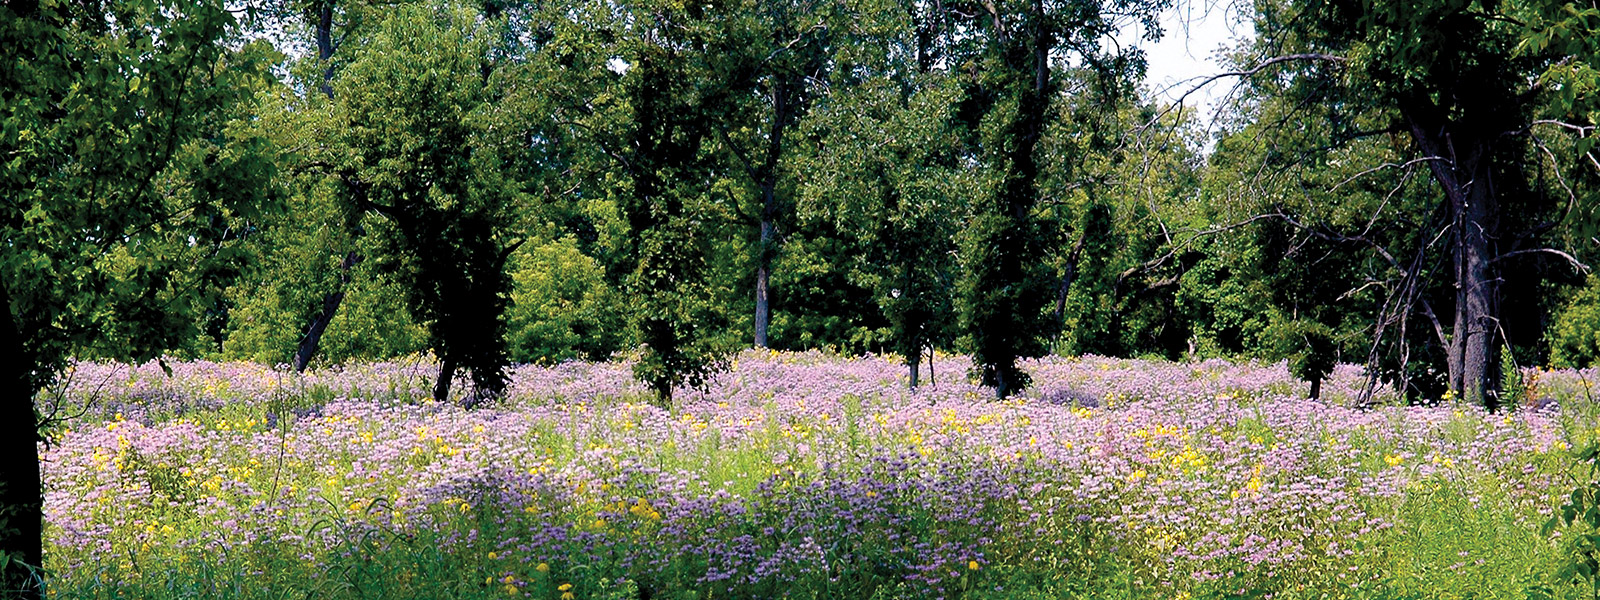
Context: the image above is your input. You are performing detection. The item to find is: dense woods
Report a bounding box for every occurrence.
[4,0,1600,594]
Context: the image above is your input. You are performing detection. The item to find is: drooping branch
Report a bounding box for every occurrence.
[1489,248,1591,272]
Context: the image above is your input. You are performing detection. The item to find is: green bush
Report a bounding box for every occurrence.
[1551,275,1600,369]
[506,237,624,364]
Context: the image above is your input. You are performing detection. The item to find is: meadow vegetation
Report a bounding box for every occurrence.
[35,352,1600,599]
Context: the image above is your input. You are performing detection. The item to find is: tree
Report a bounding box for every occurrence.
[330,1,525,402]
[506,237,624,364]
[0,0,275,592]
[712,0,835,349]
[797,64,970,387]
[1218,0,1594,408]
[943,0,1164,398]
[534,0,740,405]
[1053,97,1204,360]
[248,0,403,371]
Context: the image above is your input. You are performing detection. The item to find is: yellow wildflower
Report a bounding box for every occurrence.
[968,560,980,571]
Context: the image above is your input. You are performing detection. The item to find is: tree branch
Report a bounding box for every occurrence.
[1489,248,1591,272]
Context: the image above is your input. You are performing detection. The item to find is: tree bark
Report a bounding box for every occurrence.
[1406,109,1502,410]
[433,355,456,403]
[752,77,789,349]
[0,283,42,599]
[1054,228,1089,332]
[1456,159,1501,410]
[754,215,773,348]
[907,349,921,389]
[293,251,358,372]
[315,0,335,99]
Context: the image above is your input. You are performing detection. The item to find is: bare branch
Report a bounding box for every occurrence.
[1330,156,1446,192]
[1532,119,1597,136]
[1490,248,1591,272]
[1138,53,1348,135]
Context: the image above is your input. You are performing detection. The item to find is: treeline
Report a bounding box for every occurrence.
[15,0,1600,412]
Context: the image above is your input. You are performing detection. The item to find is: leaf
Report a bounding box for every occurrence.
[1576,135,1598,157]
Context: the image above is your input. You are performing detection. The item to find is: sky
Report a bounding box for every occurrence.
[1124,0,1256,116]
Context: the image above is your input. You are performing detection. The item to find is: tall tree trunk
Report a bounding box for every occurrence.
[294,0,358,373]
[1407,110,1502,410]
[1456,159,1500,410]
[0,284,42,599]
[294,251,358,372]
[752,78,789,349]
[433,355,456,403]
[754,212,773,348]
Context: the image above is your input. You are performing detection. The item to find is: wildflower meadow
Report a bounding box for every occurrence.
[35,352,1600,599]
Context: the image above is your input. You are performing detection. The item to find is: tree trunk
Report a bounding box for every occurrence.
[1309,376,1323,400]
[433,355,456,403]
[294,251,358,372]
[0,283,42,599]
[1054,228,1088,333]
[1456,162,1500,410]
[316,0,335,99]
[1406,109,1502,410]
[907,350,921,389]
[752,77,789,349]
[754,215,773,348]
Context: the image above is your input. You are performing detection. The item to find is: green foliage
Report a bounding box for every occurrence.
[0,0,280,585]
[797,66,970,380]
[530,0,746,404]
[1552,276,1600,369]
[331,1,526,398]
[1545,441,1600,600]
[506,237,624,365]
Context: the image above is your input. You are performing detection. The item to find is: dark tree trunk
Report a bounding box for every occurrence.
[294,251,358,372]
[1309,376,1323,401]
[294,0,357,373]
[907,350,921,389]
[993,366,1011,400]
[1457,164,1501,410]
[316,0,335,99]
[752,77,789,349]
[1406,109,1503,410]
[433,355,456,402]
[1054,229,1088,332]
[0,284,41,599]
